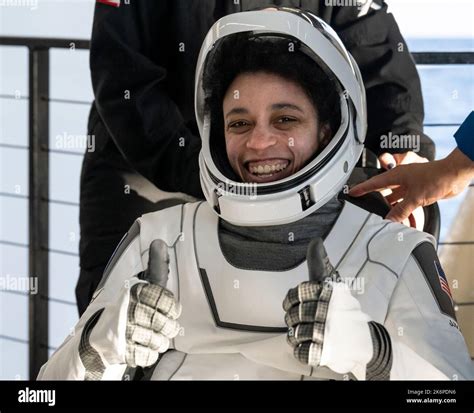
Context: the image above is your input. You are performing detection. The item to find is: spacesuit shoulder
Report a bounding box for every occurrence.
[137,203,188,250]
[355,206,436,277]
[95,202,194,295]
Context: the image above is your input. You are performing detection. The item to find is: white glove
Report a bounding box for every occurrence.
[283,239,391,380]
[82,240,182,378]
[319,282,373,377]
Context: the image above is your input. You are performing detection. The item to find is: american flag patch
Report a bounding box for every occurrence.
[434,261,452,301]
[97,0,120,7]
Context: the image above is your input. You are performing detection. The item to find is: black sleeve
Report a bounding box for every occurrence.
[90,1,203,198]
[331,1,435,160]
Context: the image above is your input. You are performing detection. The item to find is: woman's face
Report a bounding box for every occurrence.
[223,71,330,183]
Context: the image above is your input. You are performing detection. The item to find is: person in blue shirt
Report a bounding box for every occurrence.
[350,112,474,222]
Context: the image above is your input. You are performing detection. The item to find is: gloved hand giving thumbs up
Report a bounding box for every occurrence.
[283,238,391,380]
[126,239,182,367]
[86,239,182,373]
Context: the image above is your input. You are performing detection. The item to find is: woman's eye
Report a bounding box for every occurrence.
[277,117,296,123]
[228,121,249,129]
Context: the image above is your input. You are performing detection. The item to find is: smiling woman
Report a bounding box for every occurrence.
[223,72,327,184]
[196,11,367,227]
[202,32,341,185]
[36,8,473,383]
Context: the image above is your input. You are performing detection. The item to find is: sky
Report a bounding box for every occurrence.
[387,0,474,38]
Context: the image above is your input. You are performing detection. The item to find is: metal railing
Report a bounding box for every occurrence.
[1,36,89,380]
[0,35,473,379]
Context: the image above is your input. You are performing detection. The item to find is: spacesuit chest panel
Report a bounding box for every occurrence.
[195,202,310,331]
[170,201,408,355]
[171,202,309,354]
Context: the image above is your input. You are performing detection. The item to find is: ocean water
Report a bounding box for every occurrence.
[0,34,473,378]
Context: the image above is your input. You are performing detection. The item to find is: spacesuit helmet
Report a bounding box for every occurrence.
[195,7,367,226]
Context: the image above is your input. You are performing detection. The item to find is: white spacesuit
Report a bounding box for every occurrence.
[38,8,473,381]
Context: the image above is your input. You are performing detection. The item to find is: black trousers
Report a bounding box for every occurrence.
[76,110,185,316]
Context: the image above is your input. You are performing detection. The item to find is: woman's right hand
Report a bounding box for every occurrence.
[87,240,182,369]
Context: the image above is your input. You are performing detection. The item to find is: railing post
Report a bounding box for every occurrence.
[28,47,49,379]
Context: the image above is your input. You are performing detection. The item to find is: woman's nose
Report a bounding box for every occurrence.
[245,125,278,150]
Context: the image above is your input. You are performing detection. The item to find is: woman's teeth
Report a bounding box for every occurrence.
[248,162,288,176]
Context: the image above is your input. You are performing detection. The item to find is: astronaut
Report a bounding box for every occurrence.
[38,8,473,381]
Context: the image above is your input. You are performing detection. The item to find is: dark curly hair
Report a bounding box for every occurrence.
[202,32,342,180]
